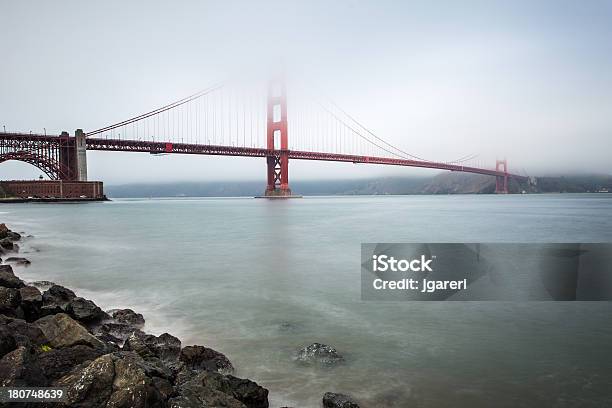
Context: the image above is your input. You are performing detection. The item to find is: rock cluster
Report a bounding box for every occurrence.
[0,224,269,408]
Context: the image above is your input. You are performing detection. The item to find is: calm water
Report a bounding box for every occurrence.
[3,194,612,407]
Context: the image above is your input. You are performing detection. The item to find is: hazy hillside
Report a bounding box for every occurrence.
[105,173,612,198]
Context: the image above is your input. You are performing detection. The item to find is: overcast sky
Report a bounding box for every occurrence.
[1,0,611,183]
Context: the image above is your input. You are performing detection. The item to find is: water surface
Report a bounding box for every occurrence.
[3,194,612,407]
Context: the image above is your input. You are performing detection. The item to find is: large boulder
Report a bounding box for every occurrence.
[19,285,43,321]
[179,345,234,374]
[322,392,361,408]
[42,284,76,310]
[170,373,246,408]
[57,352,165,408]
[38,344,104,381]
[0,315,48,348]
[34,313,105,349]
[171,371,268,408]
[0,286,22,317]
[0,346,47,387]
[56,353,115,407]
[295,343,344,366]
[123,331,181,362]
[67,297,110,324]
[112,308,145,328]
[0,264,25,288]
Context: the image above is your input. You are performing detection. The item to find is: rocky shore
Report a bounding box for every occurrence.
[0,224,361,408]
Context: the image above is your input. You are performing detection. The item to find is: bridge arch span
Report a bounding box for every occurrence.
[0,151,69,180]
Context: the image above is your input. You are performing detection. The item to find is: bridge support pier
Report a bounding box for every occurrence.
[495,159,508,194]
[263,78,295,198]
[75,129,88,181]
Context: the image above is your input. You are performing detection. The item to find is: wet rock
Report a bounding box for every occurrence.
[152,376,174,400]
[172,371,268,408]
[322,392,361,408]
[0,346,47,387]
[6,231,22,241]
[67,297,110,324]
[5,256,31,265]
[0,315,48,348]
[112,308,145,328]
[0,238,17,251]
[34,313,105,349]
[170,373,246,408]
[0,326,17,358]
[42,284,76,310]
[0,264,25,288]
[106,353,165,408]
[57,352,165,408]
[38,344,104,381]
[180,344,234,374]
[95,322,143,344]
[30,280,56,290]
[295,343,344,366]
[201,371,269,408]
[0,286,21,316]
[56,353,115,407]
[0,223,9,239]
[123,331,181,362]
[19,285,43,321]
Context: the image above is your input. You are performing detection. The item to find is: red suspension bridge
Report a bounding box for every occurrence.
[0,79,527,196]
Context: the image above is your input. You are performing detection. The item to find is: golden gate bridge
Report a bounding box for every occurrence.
[0,78,526,196]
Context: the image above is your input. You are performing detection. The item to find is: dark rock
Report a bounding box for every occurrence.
[6,231,22,241]
[0,264,25,288]
[322,392,361,408]
[202,371,269,408]
[295,343,344,366]
[66,297,110,324]
[170,373,246,408]
[0,238,17,251]
[112,308,145,328]
[5,256,31,265]
[0,315,49,348]
[95,322,143,344]
[57,352,165,408]
[19,285,43,321]
[56,353,115,407]
[38,344,104,381]
[0,223,9,239]
[180,344,234,374]
[0,346,47,387]
[42,284,76,310]
[30,280,56,290]
[34,313,105,349]
[172,371,268,408]
[0,286,21,316]
[123,331,181,361]
[151,376,174,400]
[0,326,17,358]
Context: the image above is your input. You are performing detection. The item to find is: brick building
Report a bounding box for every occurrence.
[0,180,105,199]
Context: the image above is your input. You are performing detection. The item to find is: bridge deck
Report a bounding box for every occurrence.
[0,133,527,181]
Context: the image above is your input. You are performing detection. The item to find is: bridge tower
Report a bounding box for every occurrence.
[75,129,88,181]
[495,159,508,194]
[58,129,87,181]
[264,78,293,197]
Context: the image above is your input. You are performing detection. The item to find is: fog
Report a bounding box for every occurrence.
[1,0,611,183]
